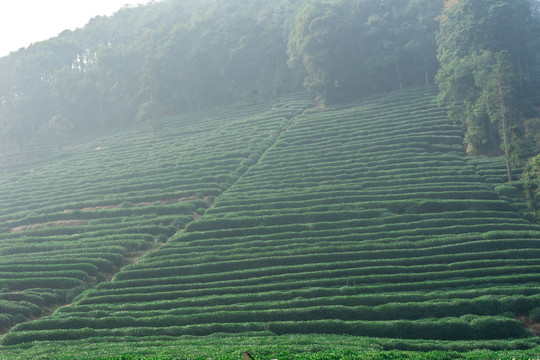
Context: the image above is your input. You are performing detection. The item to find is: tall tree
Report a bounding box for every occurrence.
[45,114,74,152]
[288,0,443,103]
[436,0,537,169]
[404,0,444,86]
[475,51,519,181]
[521,153,540,221]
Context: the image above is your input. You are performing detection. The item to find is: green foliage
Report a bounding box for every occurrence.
[0,92,312,339]
[1,0,538,165]
[0,0,445,155]
[0,335,539,359]
[529,307,540,322]
[135,101,165,136]
[65,286,88,304]
[436,0,539,171]
[0,0,303,152]
[2,89,538,356]
[288,0,443,102]
[1,67,540,360]
[520,153,540,221]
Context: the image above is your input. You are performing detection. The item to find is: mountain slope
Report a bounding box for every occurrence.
[0,95,311,335]
[2,88,539,354]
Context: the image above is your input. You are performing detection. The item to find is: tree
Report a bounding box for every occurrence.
[436,0,537,171]
[521,153,540,221]
[475,51,519,181]
[0,93,26,156]
[135,101,165,136]
[288,1,345,101]
[404,0,444,86]
[288,0,444,103]
[45,114,74,152]
[289,0,403,103]
[0,127,7,162]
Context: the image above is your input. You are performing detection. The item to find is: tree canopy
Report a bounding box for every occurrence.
[0,0,539,172]
[436,0,539,178]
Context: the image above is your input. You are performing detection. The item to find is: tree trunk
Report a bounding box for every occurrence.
[99,86,105,126]
[0,141,6,162]
[413,53,419,86]
[525,56,531,84]
[395,60,403,90]
[517,57,524,92]
[421,43,430,87]
[16,121,24,157]
[424,54,429,87]
[496,69,512,182]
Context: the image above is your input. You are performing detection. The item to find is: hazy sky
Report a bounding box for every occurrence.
[0,0,155,57]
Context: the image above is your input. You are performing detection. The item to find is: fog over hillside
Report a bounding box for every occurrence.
[0,0,540,359]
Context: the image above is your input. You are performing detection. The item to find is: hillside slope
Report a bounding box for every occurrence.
[1,88,540,357]
[0,95,311,335]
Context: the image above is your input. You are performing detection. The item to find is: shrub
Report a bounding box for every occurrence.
[529,307,540,322]
[65,286,87,304]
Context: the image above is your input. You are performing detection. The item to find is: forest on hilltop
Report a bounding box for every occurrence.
[1,0,540,184]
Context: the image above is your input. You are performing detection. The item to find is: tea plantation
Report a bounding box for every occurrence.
[0,96,307,330]
[0,88,539,359]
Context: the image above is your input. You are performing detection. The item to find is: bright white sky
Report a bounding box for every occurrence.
[0,0,155,57]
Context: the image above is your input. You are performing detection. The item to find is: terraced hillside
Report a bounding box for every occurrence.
[0,96,311,335]
[1,88,540,357]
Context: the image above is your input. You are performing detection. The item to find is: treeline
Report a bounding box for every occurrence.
[0,0,540,168]
[0,0,300,154]
[436,0,540,174]
[0,0,443,155]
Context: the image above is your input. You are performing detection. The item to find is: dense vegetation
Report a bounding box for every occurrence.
[0,0,446,142]
[1,0,540,217]
[436,0,539,174]
[0,95,306,334]
[0,0,540,358]
[1,89,539,358]
[1,334,540,360]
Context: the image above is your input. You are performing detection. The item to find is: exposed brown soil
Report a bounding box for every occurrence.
[0,303,69,336]
[3,195,217,334]
[137,195,196,207]
[518,315,540,336]
[193,212,202,221]
[60,195,199,214]
[10,220,88,233]
[79,205,120,212]
[193,196,215,220]
[122,250,149,267]
[120,246,163,269]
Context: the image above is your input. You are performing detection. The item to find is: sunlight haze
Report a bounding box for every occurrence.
[0,0,154,57]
